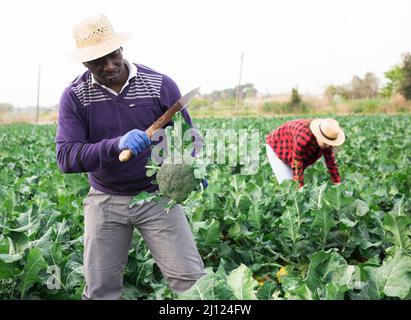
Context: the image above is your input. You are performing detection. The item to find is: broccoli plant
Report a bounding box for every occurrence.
[156,163,201,203]
[129,113,207,210]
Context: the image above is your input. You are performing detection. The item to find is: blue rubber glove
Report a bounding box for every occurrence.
[119,129,151,155]
[201,179,208,189]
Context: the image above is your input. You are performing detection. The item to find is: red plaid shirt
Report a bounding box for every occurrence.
[266,119,341,186]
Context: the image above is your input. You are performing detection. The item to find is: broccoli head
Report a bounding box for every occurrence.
[156,163,201,203]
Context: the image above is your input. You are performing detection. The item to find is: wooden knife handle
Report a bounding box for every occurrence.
[118,101,183,162]
[118,149,133,162]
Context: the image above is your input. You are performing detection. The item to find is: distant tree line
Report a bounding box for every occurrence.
[0,103,59,114]
[324,72,380,100]
[325,52,411,101]
[395,53,411,100]
[203,83,258,101]
[0,102,14,113]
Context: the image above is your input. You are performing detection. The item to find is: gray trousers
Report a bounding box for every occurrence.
[82,187,205,300]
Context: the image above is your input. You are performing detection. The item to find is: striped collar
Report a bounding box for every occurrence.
[91,59,137,95]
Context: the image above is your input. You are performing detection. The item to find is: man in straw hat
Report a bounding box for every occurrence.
[55,14,205,299]
[265,118,345,187]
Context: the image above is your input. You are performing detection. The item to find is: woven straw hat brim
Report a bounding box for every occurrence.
[310,119,345,146]
[68,33,130,63]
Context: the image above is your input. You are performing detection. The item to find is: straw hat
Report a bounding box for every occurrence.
[310,118,345,146]
[69,14,130,63]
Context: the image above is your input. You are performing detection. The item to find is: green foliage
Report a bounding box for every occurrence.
[262,100,310,114]
[290,88,302,106]
[128,191,158,207]
[305,249,356,300]
[364,251,411,299]
[262,101,291,114]
[130,112,207,206]
[324,85,338,100]
[381,65,404,98]
[383,211,411,254]
[399,53,411,100]
[0,114,410,299]
[381,52,411,100]
[177,264,258,300]
[189,97,213,110]
[227,264,259,300]
[351,98,386,114]
[18,248,48,298]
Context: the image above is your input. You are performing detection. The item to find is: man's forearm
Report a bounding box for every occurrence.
[56,137,121,173]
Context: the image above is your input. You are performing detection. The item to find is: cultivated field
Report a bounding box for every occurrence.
[0,114,410,299]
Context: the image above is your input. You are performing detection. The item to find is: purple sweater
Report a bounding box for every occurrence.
[55,64,193,195]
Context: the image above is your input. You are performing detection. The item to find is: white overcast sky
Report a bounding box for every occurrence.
[1,0,410,107]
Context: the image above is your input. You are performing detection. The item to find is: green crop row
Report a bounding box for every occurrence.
[0,114,410,299]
